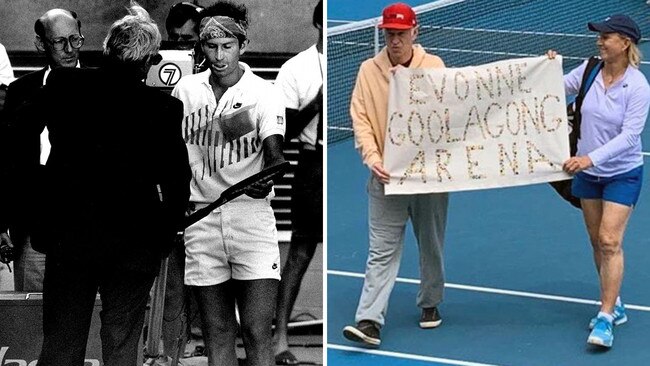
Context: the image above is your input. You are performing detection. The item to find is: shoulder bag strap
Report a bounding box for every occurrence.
[573,56,603,139]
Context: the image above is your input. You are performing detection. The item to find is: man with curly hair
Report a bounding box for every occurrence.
[172,1,286,365]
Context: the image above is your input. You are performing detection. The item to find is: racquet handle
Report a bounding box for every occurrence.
[182,161,290,229]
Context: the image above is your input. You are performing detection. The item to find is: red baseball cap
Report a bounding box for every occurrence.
[378,3,417,30]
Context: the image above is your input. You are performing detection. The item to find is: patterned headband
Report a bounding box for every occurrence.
[199,16,247,41]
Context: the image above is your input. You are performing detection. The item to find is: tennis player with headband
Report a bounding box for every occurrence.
[171,1,286,365]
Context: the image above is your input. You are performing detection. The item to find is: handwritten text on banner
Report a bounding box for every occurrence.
[384,56,571,195]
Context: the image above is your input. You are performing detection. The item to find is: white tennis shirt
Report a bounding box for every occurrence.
[172,63,286,204]
[275,44,324,146]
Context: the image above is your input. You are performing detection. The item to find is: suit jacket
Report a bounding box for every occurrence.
[14,66,191,274]
[0,68,47,234]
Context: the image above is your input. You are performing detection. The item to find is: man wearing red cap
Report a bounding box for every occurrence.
[342,2,449,346]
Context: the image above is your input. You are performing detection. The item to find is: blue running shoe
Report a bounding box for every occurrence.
[588,304,627,329]
[587,317,614,348]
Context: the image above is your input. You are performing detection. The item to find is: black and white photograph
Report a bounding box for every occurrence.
[0,1,323,365]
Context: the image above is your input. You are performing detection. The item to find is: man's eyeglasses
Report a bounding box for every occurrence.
[46,35,85,51]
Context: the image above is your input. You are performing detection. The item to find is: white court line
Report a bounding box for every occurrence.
[328,344,501,366]
[328,269,650,312]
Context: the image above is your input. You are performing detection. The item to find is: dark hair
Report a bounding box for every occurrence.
[313,0,322,28]
[201,1,248,45]
[34,10,82,38]
[166,2,203,34]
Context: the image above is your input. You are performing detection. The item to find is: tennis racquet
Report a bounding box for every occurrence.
[183,161,290,229]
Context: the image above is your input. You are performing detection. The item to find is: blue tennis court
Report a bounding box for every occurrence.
[327,1,650,365]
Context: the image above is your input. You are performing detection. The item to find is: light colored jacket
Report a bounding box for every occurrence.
[351,44,444,168]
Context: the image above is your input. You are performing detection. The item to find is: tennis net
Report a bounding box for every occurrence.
[327,0,650,144]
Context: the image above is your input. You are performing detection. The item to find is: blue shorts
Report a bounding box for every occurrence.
[572,166,643,207]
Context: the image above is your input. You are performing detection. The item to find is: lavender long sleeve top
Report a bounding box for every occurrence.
[564,59,650,177]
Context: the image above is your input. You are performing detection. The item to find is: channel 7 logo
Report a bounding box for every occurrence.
[158,63,182,86]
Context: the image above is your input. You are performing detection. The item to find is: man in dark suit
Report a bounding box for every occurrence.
[0,8,84,292]
[11,3,191,366]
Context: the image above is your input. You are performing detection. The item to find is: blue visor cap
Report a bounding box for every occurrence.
[588,14,641,44]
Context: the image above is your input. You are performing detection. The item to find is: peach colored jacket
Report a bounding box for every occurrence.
[351,45,445,168]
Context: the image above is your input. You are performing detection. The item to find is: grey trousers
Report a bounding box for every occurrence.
[355,176,448,327]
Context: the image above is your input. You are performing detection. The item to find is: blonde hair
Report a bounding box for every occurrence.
[103,1,161,63]
[628,42,642,68]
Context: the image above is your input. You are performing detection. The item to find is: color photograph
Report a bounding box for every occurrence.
[327,0,650,365]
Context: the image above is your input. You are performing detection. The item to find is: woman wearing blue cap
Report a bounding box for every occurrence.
[549,14,650,348]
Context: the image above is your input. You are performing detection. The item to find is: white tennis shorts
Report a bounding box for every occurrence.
[184,199,281,286]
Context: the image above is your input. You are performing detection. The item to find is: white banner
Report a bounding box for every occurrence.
[384,56,572,195]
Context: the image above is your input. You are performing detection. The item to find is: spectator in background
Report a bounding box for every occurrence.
[166,1,203,43]
[13,2,191,365]
[0,42,14,285]
[0,40,15,183]
[0,9,84,292]
[272,1,323,364]
[0,42,15,107]
[165,2,206,73]
[172,1,286,365]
